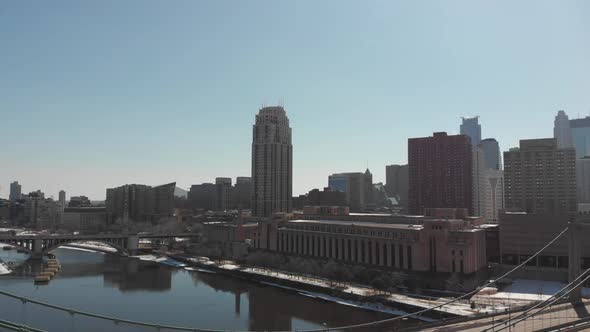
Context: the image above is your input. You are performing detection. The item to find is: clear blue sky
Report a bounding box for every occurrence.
[1,0,589,200]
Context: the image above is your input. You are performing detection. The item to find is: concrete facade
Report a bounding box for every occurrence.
[252,106,292,217]
[62,207,107,233]
[499,213,590,270]
[480,169,504,223]
[504,138,577,215]
[106,182,176,223]
[263,217,487,274]
[577,157,590,204]
[385,164,409,209]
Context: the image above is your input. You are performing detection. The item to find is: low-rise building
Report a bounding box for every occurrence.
[258,208,488,274]
[499,212,590,269]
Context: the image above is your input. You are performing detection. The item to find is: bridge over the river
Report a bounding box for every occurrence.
[0,233,196,259]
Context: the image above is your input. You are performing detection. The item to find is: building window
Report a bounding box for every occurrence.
[391,244,395,267]
[375,242,380,265]
[452,260,456,273]
[407,245,413,270]
[399,244,404,268]
[348,239,352,261]
[460,260,464,273]
[361,240,365,263]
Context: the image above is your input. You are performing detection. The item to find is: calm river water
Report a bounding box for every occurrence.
[0,247,420,332]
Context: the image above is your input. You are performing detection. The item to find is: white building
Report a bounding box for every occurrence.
[480,169,504,223]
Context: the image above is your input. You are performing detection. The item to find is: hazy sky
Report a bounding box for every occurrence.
[1,0,589,200]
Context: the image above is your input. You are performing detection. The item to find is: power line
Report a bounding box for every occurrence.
[492,266,590,331]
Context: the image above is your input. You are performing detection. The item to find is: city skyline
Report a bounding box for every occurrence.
[2,1,589,200]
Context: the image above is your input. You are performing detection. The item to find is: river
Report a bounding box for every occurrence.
[0,246,420,332]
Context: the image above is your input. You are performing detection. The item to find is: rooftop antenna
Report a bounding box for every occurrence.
[279,97,284,107]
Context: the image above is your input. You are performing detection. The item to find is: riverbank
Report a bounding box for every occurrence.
[171,254,501,320]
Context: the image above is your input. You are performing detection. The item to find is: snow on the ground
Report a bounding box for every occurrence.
[260,281,436,322]
[67,241,118,253]
[60,246,106,254]
[491,279,590,301]
[0,262,11,275]
[132,254,186,267]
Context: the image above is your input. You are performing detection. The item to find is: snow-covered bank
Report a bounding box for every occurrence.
[0,261,11,275]
[260,281,436,322]
[185,267,216,274]
[132,255,186,267]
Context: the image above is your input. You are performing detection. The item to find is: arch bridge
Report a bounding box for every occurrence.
[0,233,195,259]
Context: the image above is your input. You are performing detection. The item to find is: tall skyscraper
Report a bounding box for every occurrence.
[385,164,409,208]
[504,138,576,215]
[9,181,22,201]
[252,106,293,217]
[480,169,504,223]
[472,146,486,218]
[408,132,473,215]
[570,116,590,158]
[479,138,501,170]
[460,116,481,146]
[58,190,66,206]
[554,110,574,149]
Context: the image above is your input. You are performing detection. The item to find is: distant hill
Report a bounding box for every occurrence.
[174,187,188,199]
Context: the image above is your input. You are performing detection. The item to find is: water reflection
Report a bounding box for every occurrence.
[0,248,412,332]
[191,271,401,332]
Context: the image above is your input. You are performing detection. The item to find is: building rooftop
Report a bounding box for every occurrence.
[288,219,424,230]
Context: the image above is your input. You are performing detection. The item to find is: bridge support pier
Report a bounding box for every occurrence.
[30,239,44,260]
[569,221,582,303]
[127,235,139,256]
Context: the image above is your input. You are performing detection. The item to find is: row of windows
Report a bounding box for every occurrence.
[286,224,416,240]
[278,232,413,269]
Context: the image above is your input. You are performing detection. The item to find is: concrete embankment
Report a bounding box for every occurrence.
[171,254,460,321]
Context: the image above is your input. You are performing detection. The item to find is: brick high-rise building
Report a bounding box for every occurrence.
[252,106,293,217]
[408,132,473,215]
[504,138,576,215]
